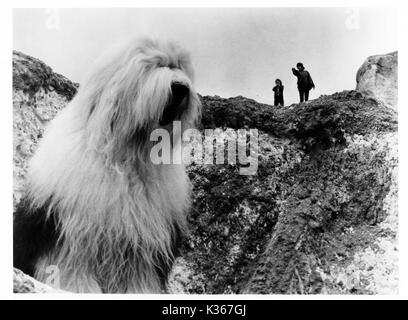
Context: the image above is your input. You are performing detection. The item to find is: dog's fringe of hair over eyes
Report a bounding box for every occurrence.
[22,37,201,293]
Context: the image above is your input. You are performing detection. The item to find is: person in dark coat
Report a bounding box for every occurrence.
[292,62,315,103]
[272,79,284,107]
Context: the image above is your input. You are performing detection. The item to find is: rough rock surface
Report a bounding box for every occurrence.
[13,51,79,208]
[13,51,398,294]
[356,51,398,110]
[169,93,397,294]
[13,51,78,101]
[13,268,64,293]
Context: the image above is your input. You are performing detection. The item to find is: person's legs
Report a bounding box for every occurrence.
[305,89,310,101]
[299,90,304,103]
[274,98,279,106]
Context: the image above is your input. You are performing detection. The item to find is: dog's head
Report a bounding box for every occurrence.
[79,38,201,163]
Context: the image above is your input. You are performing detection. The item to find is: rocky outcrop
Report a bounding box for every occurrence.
[13,51,79,207]
[13,51,78,100]
[13,268,64,293]
[356,51,398,110]
[169,92,397,294]
[13,51,398,294]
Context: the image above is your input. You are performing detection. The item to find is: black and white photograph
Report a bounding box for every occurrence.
[6,3,403,299]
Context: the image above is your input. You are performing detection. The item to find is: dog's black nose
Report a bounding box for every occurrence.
[159,82,190,126]
[171,82,189,103]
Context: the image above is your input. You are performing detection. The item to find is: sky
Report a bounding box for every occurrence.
[13,8,397,105]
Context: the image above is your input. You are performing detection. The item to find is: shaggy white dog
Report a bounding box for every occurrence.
[13,38,201,293]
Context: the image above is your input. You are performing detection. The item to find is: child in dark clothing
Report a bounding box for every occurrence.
[292,62,315,103]
[272,79,284,107]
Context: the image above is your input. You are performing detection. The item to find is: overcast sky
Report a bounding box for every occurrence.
[13,8,397,105]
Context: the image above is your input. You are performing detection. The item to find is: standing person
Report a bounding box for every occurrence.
[292,62,315,103]
[272,79,284,107]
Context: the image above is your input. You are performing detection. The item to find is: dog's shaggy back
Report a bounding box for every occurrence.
[14,38,201,293]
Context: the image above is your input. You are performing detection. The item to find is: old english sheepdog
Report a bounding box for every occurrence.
[14,37,201,293]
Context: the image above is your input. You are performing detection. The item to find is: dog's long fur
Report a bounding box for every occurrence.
[13,38,201,293]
